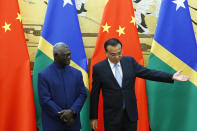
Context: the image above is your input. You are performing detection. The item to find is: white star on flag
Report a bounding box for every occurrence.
[172,0,186,11]
[63,0,73,7]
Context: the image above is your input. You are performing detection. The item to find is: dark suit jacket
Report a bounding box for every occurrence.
[90,56,173,125]
[38,62,87,131]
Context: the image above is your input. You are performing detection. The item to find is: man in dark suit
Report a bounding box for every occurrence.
[38,42,87,131]
[90,38,189,131]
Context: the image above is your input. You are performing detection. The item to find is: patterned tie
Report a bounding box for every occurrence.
[114,64,122,88]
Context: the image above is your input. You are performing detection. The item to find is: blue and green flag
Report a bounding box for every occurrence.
[147,0,197,131]
[32,0,90,130]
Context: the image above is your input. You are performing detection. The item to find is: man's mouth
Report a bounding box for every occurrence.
[66,60,70,63]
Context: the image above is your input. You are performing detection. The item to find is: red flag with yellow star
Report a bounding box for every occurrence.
[0,1,37,131]
[89,0,149,130]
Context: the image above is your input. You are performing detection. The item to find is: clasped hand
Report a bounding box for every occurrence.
[58,109,75,126]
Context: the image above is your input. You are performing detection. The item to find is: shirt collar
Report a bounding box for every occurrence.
[108,59,121,69]
[53,62,68,70]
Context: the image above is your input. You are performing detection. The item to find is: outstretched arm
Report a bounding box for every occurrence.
[172,70,190,81]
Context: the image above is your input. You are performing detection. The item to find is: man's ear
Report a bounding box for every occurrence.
[105,51,109,57]
[53,53,58,60]
[54,53,58,56]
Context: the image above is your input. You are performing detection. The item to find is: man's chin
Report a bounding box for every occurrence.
[112,61,119,64]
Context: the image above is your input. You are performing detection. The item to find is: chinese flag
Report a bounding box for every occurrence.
[0,1,37,131]
[89,0,149,131]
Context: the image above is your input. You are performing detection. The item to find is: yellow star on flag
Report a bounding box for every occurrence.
[116,26,125,36]
[16,13,22,22]
[102,22,111,32]
[2,22,11,32]
[130,16,136,25]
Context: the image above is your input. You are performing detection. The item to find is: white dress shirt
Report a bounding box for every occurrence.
[108,59,123,78]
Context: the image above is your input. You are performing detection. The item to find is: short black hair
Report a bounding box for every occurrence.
[104,38,122,52]
[53,42,69,56]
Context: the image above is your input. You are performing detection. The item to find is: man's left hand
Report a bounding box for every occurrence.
[62,118,75,126]
[172,70,190,81]
[58,109,75,121]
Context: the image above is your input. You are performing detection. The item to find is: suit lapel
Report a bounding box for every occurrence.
[120,58,127,88]
[104,59,121,88]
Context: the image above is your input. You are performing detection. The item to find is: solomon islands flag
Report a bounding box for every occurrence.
[147,0,197,131]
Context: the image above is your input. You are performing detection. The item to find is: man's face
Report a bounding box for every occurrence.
[106,44,122,64]
[55,47,71,67]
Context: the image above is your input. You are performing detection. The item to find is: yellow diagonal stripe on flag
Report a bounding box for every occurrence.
[151,40,197,86]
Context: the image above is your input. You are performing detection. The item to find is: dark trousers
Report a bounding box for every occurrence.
[105,109,137,131]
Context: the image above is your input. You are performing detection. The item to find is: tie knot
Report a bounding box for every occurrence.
[114,64,119,68]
